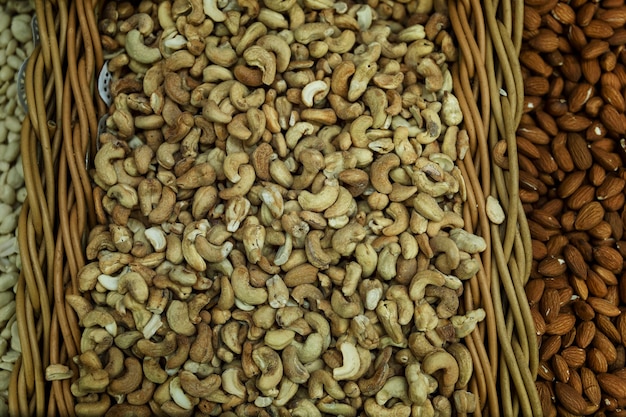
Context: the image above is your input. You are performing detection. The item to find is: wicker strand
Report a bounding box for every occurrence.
[450,0,540,415]
[12,0,102,415]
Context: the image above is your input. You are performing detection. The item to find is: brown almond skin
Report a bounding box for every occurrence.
[598,373,626,399]
[555,381,588,414]
[574,201,605,231]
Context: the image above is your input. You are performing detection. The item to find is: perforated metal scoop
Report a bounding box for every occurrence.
[17,16,41,113]
[98,60,113,108]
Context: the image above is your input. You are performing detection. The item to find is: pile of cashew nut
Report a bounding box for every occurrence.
[65,0,489,416]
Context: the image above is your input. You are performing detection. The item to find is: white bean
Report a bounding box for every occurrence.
[0,212,17,234]
[0,28,11,48]
[0,204,10,219]
[3,142,19,164]
[5,38,16,56]
[0,186,15,206]
[0,370,9,391]
[4,116,20,134]
[16,187,26,203]
[0,293,12,308]
[0,339,7,359]
[6,54,20,70]
[0,66,13,82]
[0,12,9,33]
[9,321,18,352]
[9,15,30,43]
[6,164,23,187]
[0,273,17,292]
[2,350,19,363]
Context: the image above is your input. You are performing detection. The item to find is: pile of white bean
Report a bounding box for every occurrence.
[0,0,35,413]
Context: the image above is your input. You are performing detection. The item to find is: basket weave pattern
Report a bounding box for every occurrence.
[10,0,540,416]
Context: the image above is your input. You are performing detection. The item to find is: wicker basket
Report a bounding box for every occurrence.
[10,0,540,416]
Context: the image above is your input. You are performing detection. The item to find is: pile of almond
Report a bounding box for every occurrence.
[521,0,626,415]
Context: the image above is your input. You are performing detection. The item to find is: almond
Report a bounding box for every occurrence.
[574,201,605,230]
[526,279,546,306]
[600,104,626,134]
[524,76,550,96]
[564,244,588,279]
[517,125,551,145]
[528,219,554,241]
[570,276,589,300]
[583,19,615,38]
[520,170,548,194]
[608,27,626,45]
[580,39,609,59]
[581,367,602,406]
[561,54,582,82]
[590,145,622,172]
[588,296,622,317]
[557,172,586,200]
[537,382,555,414]
[567,83,595,113]
[566,133,593,170]
[593,245,623,273]
[551,3,576,25]
[572,300,595,321]
[597,7,626,29]
[519,50,553,77]
[598,373,626,399]
[568,25,588,50]
[606,211,623,240]
[588,163,607,187]
[575,321,596,348]
[540,288,562,323]
[529,29,560,52]
[601,192,625,211]
[532,0,559,15]
[587,348,609,373]
[516,135,541,159]
[546,314,577,336]
[540,335,563,361]
[530,209,561,229]
[536,151,559,175]
[558,113,593,132]
[524,5,542,30]
[532,308,547,336]
[585,269,608,298]
[538,256,568,278]
[538,360,555,381]
[597,175,625,200]
[601,72,621,89]
[535,110,559,136]
[602,84,626,112]
[595,314,621,343]
[532,240,548,260]
[567,367,583,396]
[593,331,617,364]
[555,381,588,415]
[561,346,587,368]
[558,287,574,306]
[577,3,598,27]
[582,58,602,84]
[618,313,626,345]
[567,185,596,211]
[552,145,575,173]
[553,354,571,383]
[593,264,618,285]
[589,221,613,240]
